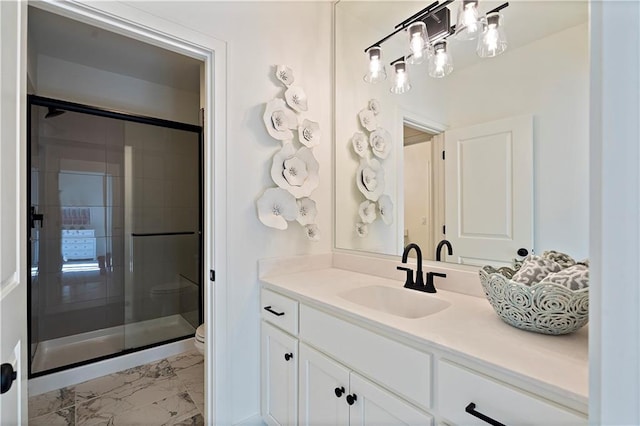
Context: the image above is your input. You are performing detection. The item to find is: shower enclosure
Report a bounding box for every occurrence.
[27,95,203,376]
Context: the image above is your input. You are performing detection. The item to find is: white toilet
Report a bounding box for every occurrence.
[149,278,197,317]
[194,323,205,355]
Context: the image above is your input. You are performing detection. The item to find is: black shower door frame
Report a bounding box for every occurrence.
[26,94,204,378]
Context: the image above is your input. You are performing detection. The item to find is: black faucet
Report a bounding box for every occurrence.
[397,243,424,290]
[436,239,453,262]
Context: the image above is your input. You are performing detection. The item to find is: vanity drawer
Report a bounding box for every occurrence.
[299,304,432,411]
[437,360,586,425]
[261,289,299,335]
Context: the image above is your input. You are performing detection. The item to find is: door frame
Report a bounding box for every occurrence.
[24,1,229,423]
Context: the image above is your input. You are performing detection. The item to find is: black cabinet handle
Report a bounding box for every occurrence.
[264,306,285,317]
[465,403,506,426]
[346,393,357,406]
[517,248,529,257]
[334,386,345,398]
[284,353,293,361]
[1,363,17,394]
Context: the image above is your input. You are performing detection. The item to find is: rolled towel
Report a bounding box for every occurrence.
[540,264,589,290]
[512,254,563,286]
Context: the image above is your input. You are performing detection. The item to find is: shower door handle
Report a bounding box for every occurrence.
[30,206,43,228]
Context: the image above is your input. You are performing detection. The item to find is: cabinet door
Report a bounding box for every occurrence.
[262,322,298,426]
[299,343,350,425]
[349,373,433,426]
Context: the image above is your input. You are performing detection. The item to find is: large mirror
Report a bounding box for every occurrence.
[334,1,589,267]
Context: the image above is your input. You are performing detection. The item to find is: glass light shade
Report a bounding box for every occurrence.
[390,61,411,94]
[364,47,387,83]
[455,0,485,41]
[428,41,453,78]
[477,12,507,58]
[406,21,431,65]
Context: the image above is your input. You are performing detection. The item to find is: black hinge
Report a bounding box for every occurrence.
[442,225,446,234]
[209,270,215,282]
[442,150,445,160]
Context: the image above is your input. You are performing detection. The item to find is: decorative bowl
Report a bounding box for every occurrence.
[479,265,589,335]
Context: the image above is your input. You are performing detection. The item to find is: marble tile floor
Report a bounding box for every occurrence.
[28,349,204,425]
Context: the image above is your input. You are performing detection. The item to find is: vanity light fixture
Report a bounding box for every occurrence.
[477,11,507,58]
[428,41,454,78]
[454,0,485,41]
[363,46,387,83]
[362,0,509,87]
[390,58,412,94]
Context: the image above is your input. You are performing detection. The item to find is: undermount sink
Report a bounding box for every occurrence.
[339,285,451,319]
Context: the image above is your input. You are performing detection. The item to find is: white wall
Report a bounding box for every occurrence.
[35,54,200,125]
[83,2,334,423]
[404,141,433,257]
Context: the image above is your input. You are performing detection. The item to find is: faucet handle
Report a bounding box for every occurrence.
[396,266,415,288]
[425,272,447,293]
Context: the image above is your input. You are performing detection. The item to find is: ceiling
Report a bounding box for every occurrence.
[28,7,201,94]
[338,0,589,70]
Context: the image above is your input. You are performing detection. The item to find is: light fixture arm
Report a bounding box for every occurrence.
[390,56,406,66]
[364,0,454,53]
[486,2,509,15]
[394,1,440,29]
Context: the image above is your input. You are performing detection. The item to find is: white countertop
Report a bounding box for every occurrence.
[260,266,588,409]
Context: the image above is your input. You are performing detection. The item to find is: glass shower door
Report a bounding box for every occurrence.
[123,123,201,350]
[29,103,126,374]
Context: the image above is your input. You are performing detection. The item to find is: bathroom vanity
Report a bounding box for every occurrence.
[259,254,588,426]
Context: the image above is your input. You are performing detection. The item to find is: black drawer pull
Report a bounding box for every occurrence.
[264,306,285,316]
[465,403,506,426]
[346,393,357,406]
[284,353,293,361]
[334,386,345,398]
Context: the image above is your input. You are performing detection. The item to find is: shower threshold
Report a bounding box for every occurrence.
[31,314,196,375]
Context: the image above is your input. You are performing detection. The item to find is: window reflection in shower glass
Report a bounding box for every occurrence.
[28,101,202,375]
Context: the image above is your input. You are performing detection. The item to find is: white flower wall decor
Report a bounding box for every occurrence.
[256,65,322,241]
[351,100,394,237]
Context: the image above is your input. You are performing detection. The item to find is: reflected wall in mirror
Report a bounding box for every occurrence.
[334,1,589,267]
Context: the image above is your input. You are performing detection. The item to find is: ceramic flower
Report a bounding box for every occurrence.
[305,224,320,242]
[298,119,321,147]
[351,132,368,157]
[369,127,392,159]
[368,99,381,115]
[356,158,385,201]
[256,187,298,230]
[276,65,294,86]
[377,194,394,225]
[263,98,297,140]
[271,143,320,198]
[285,86,308,112]
[282,155,308,186]
[358,200,377,224]
[358,108,377,132]
[355,222,369,238]
[296,197,318,225]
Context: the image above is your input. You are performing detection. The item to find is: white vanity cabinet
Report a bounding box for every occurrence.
[299,343,433,426]
[260,285,587,426]
[261,289,300,426]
